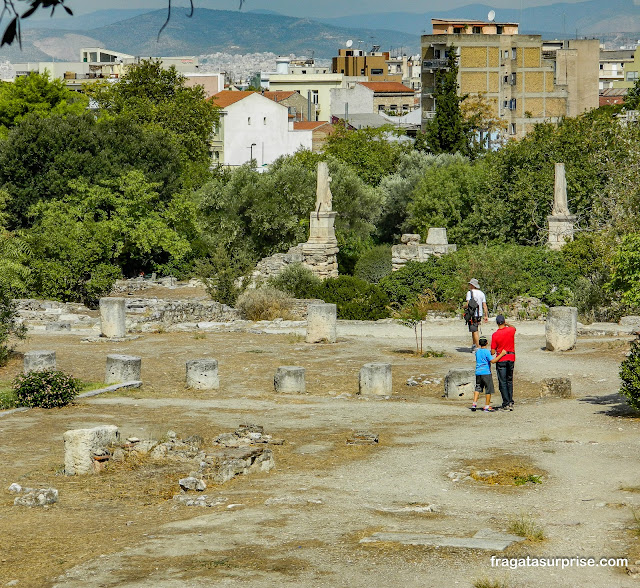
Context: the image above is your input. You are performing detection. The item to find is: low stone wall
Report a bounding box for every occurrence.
[124,298,240,326]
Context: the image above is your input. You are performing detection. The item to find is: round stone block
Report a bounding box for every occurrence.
[100,297,126,338]
[274,366,306,394]
[358,362,392,396]
[540,377,572,398]
[105,354,141,385]
[545,306,578,351]
[23,350,56,374]
[186,359,219,390]
[306,303,337,343]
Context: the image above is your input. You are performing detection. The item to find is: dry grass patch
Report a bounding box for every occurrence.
[463,454,546,487]
[507,513,546,541]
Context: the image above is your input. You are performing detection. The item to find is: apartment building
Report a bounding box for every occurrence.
[332,48,402,82]
[421,19,599,138]
[599,48,635,90]
[613,49,640,89]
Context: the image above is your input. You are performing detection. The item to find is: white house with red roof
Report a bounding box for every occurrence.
[210,91,312,168]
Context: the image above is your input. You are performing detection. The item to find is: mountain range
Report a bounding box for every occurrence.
[0,1,638,64]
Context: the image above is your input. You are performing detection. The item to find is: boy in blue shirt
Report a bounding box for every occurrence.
[472,335,496,412]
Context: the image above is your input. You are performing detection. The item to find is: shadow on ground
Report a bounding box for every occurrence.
[578,392,640,417]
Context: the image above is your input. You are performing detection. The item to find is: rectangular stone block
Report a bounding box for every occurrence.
[444,368,476,400]
[23,350,56,374]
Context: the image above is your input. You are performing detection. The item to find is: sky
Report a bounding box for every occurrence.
[59,0,600,18]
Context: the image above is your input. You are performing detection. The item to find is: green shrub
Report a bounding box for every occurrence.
[196,244,252,306]
[620,336,640,411]
[379,259,441,307]
[236,287,294,321]
[0,291,26,366]
[13,369,80,408]
[315,276,390,320]
[354,245,392,283]
[267,263,322,299]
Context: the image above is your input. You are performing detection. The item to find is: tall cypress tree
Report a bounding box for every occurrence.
[425,46,469,155]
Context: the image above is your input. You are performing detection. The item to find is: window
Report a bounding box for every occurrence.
[214,151,220,160]
[402,104,409,111]
[263,117,267,125]
[512,48,516,60]
[360,68,365,75]
[504,50,509,59]
[312,90,319,105]
[453,27,463,33]
[497,25,503,34]
[390,104,398,111]
[511,72,516,85]
[509,98,517,110]
[503,100,508,108]
[599,63,604,70]
[378,104,385,111]
[627,71,639,81]
[247,117,251,125]
[434,50,441,58]
[301,70,306,74]
[504,75,509,84]
[371,68,383,75]
[340,69,344,73]
[472,26,482,33]
[510,123,516,134]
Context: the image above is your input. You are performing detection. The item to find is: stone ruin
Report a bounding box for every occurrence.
[62,423,278,499]
[547,162,576,250]
[251,162,339,282]
[391,228,457,272]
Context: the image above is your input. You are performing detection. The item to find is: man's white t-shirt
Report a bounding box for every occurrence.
[466,289,486,317]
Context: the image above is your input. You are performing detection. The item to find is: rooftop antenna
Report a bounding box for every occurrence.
[488,10,496,22]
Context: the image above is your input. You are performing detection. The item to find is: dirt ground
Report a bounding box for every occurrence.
[1,318,639,588]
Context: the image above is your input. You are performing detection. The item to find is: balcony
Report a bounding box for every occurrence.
[422,59,449,70]
[423,111,436,119]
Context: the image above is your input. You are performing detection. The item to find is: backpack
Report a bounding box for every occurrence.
[464,290,479,324]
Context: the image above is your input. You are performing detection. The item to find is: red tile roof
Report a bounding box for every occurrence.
[359,82,414,93]
[210,90,255,108]
[293,121,332,130]
[263,90,297,102]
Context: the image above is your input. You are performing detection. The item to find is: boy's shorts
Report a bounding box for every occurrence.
[475,374,494,395]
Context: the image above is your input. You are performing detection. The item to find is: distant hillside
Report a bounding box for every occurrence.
[22,9,154,31]
[319,0,640,36]
[0,9,420,62]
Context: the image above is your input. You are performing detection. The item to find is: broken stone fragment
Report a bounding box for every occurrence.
[13,487,58,507]
[8,483,22,493]
[179,477,207,492]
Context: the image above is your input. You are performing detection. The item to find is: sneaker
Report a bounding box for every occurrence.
[508,403,514,411]
[483,406,495,412]
[471,404,477,412]
[471,344,478,352]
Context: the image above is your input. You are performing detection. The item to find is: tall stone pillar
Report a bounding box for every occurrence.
[548,163,576,250]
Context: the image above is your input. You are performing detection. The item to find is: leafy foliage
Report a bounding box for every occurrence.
[0,71,87,133]
[424,47,469,155]
[624,77,640,111]
[196,244,252,307]
[267,263,322,299]
[85,59,219,168]
[0,288,25,365]
[354,245,392,283]
[322,122,406,186]
[313,276,390,320]
[620,336,640,411]
[608,234,640,308]
[196,156,383,263]
[0,114,186,228]
[25,171,196,305]
[13,368,80,409]
[380,245,578,313]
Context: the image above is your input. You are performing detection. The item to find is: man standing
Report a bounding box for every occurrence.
[464,278,489,350]
[491,314,516,410]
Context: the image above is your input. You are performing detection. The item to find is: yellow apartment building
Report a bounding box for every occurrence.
[421,19,599,138]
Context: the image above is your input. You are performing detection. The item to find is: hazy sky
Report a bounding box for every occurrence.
[61,0,598,18]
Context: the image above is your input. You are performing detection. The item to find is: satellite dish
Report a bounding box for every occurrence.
[346,39,353,48]
[488,10,496,22]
